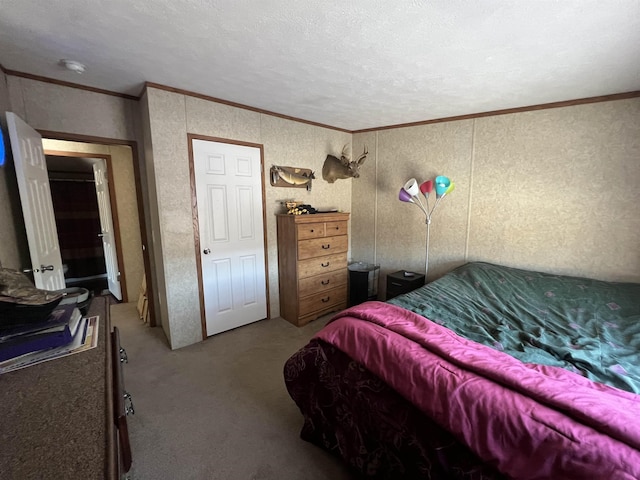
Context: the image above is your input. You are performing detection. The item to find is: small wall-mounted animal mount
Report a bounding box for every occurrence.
[322,144,368,183]
[270,165,315,191]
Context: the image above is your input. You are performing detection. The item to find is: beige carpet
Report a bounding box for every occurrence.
[110,303,354,480]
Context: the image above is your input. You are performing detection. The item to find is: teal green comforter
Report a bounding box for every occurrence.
[389,262,640,394]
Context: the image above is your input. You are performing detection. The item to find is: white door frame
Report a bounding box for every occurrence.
[188,134,270,340]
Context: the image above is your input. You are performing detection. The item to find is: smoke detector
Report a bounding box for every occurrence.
[60,59,86,74]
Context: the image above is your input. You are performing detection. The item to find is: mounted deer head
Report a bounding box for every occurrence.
[322,144,368,183]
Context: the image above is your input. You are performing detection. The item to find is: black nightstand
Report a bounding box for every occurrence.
[386,270,426,300]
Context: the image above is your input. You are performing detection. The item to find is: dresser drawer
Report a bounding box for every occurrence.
[296,222,325,240]
[299,270,347,297]
[299,286,347,317]
[298,252,347,278]
[296,220,348,240]
[298,235,348,260]
[325,221,348,237]
[111,326,132,475]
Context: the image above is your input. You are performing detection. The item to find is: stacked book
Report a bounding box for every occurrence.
[0,304,88,371]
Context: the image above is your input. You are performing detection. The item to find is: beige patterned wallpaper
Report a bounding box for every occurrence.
[352,98,640,299]
[6,76,137,140]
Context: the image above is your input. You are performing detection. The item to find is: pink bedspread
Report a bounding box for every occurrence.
[315,302,640,480]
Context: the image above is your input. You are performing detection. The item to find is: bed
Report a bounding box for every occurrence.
[283,262,640,479]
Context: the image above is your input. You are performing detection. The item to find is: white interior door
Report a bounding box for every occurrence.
[192,139,267,336]
[93,159,122,300]
[6,112,65,291]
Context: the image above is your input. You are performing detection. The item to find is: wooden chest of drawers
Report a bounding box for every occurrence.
[276,212,350,326]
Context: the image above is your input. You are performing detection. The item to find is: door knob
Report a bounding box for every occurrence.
[40,265,54,271]
[22,267,40,273]
[203,248,211,255]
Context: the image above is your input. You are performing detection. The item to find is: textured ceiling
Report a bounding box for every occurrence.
[1,0,639,131]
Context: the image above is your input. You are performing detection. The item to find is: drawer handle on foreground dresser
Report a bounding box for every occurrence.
[124,392,135,415]
[321,262,330,267]
[321,297,330,303]
[321,280,330,285]
[390,282,403,287]
[119,347,128,363]
[322,244,330,249]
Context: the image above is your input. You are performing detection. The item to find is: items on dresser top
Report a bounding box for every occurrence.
[0,309,98,373]
[277,212,349,326]
[0,268,63,324]
[0,304,83,362]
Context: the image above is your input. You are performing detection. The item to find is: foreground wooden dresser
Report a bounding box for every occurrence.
[277,212,349,326]
[0,296,130,479]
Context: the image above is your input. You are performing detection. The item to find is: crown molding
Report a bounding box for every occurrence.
[4,69,138,100]
[353,91,640,133]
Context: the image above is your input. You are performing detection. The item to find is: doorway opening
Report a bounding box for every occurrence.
[37,131,152,324]
[46,154,111,297]
[42,139,145,308]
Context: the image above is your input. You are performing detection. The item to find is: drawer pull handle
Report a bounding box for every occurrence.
[390,282,403,287]
[321,280,330,285]
[310,229,314,232]
[124,392,135,416]
[321,297,330,303]
[335,226,339,230]
[322,244,330,249]
[321,262,330,267]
